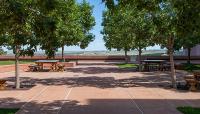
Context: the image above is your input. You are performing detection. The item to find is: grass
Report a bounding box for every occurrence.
[177,107,200,114]
[0,60,33,66]
[143,53,164,56]
[117,63,138,69]
[0,108,19,114]
[182,63,200,72]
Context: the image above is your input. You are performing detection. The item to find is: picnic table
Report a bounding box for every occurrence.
[184,70,200,91]
[0,80,6,90]
[35,60,59,71]
[141,60,167,71]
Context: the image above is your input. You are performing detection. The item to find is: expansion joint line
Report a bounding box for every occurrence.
[120,89,144,114]
[57,74,79,114]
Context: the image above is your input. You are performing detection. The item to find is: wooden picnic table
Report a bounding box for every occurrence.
[184,70,200,91]
[193,70,200,79]
[141,60,167,71]
[35,60,59,71]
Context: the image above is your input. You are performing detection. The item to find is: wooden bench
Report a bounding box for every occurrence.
[57,64,65,72]
[0,80,6,90]
[194,72,200,89]
[162,63,171,71]
[28,64,40,72]
[184,74,199,91]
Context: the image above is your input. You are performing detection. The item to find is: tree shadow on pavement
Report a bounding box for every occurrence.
[66,67,137,74]
[0,97,199,114]
[4,74,187,90]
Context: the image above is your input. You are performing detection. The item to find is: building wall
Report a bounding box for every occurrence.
[183,45,200,56]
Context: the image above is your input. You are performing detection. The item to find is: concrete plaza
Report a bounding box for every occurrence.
[0,62,200,114]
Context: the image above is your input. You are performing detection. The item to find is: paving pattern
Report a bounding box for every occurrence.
[0,63,200,114]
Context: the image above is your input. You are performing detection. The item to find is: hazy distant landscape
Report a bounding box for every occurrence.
[5,50,184,56]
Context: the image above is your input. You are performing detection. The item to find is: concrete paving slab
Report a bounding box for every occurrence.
[60,87,142,114]
[16,85,69,114]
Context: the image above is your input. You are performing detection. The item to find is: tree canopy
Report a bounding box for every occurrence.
[102,0,200,88]
[0,0,95,88]
[102,1,153,66]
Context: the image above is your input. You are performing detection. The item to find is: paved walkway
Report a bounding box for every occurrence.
[0,63,200,114]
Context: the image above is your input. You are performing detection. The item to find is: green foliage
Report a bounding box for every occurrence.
[102,2,153,53]
[102,0,200,87]
[0,48,6,55]
[0,108,19,114]
[143,53,163,56]
[0,0,38,56]
[33,0,95,58]
[173,0,200,51]
[79,0,95,49]
[57,0,84,47]
[182,63,200,72]
[177,107,200,114]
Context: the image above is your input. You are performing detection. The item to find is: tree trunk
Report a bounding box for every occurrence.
[187,48,191,64]
[168,37,177,88]
[62,45,65,62]
[125,50,128,63]
[15,45,20,89]
[138,48,142,72]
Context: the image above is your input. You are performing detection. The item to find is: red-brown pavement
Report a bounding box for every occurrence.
[0,63,200,114]
[16,85,70,114]
[60,87,142,114]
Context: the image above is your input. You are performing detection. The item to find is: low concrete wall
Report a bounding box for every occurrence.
[62,62,76,67]
[137,56,200,61]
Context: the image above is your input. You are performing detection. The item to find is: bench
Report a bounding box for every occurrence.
[28,64,40,72]
[0,80,6,90]
[184,74,199,91]
[162,63,171,71]
[57,64,65,72]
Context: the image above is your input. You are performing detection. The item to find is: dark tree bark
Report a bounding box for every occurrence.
[138,47,142,72]
[125,50,128,63]
[168,37,177,88]
[187,48,191,64]
[62,45,65,62]
[15,45,20,89]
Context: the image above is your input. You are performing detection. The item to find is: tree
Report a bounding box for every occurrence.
[174,0,200,64]
[102,7,135,63]
[102,0,177,87]
[57,0,84,61]
[102,3,153,66]
[0,48,7,55]
[34,0,95,59]
[79,0,95,50]
[32,0,61,58]
[102,0,200,88]
[151,1,200,88]
[146,1,178,88]
[174,37,200,64]
[0,0,38,88]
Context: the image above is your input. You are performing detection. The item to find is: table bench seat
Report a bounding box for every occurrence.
[184,74,200,91]
[28,64,40,72]
[0,80,6,90]
[57,64,65,72]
